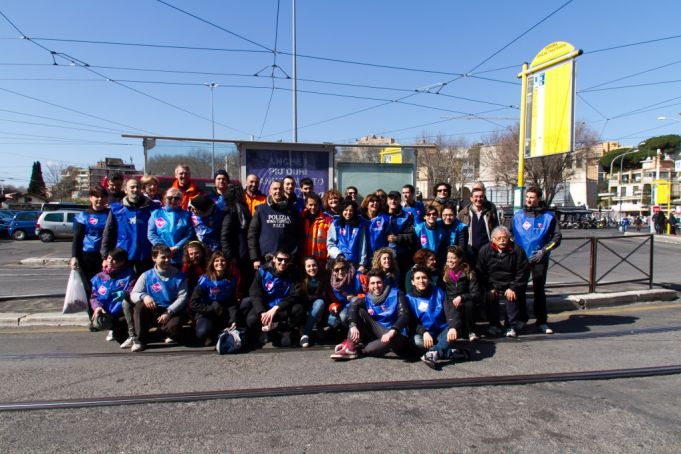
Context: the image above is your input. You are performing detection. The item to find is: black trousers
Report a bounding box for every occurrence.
[133,304,183,343]
[239,297,306,332]
[351,308,410,357]
[517,261,549,325]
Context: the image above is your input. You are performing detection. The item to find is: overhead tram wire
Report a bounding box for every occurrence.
[0,108,132,134]
[580,57,681,92]
[579,79,681,93]
[584,33,681,55]
[257,0,283,139]
[0,10,256,138]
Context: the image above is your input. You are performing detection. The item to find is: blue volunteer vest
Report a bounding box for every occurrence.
[365,287,401,331]
[406,287,448,336]
[403,201,425,224]
[415,222,445,252]
[90,268,135,316]
[333,219,364,266]
[149,207,193,258]
[388,210,412,253]
[143,268,186,309]
[364,213,390,256]
[191,208,224,252]
[110,202,152,261]
[75,211,109,253]
[197,274,237,304]
[258,268,291,309]
[331,273,364,309]
[513,210,555,258]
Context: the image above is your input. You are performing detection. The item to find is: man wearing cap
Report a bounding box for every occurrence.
[171,164,202,210]
[248,179,303,270]
[212,169,230,210]
[244,173,267,216]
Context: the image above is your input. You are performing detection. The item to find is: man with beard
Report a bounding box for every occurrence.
[244,173,267,215]
[101,178,154,275]
[248,179,302,270]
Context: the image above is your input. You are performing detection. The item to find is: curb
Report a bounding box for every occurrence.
[0,293,64,302]
[0,312,89,328]
[19,257,70,266]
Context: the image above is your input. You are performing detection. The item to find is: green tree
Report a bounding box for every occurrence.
[599,134,681,171]
[28,161,47,197]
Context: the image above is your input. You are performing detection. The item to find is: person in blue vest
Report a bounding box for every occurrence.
[70,185,110,316]
[190,195,224,253]
[402,184,425,224]
[148,187,194,266]
[414,206,446,264]
[327,200,369,272]
[327,255,367,330]
[126,244,188,352]
[360,194,391,260]
[190,251,241,346]
[211,169,230,210]
[512,186,561,335]
[101,178,154,276]
[89,247,136,343]
[248,180,303,270]
[330,269,410,360]
[386,191,416,277]
[406,265,469,370]
[440,205,468,263]
[239,248,304,348]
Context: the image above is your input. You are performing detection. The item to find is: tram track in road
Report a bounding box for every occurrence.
[1,324,680,361]
[0,364,679,412]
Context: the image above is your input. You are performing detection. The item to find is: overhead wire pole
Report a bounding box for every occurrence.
[205,82,217,176]
[292,0,298,142]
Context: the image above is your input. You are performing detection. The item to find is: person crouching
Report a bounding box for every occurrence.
[125,244,188,352]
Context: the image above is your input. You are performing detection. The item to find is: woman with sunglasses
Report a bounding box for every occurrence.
[148,187,194,266]
[414,206,446,264]
[326,255,366,331]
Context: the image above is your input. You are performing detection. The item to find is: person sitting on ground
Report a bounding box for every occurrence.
[322,188,343,218]
[299,256,328,348]
[148,188,194,266]
[90,248,136,343]
[361,194,391,260]
[331,270,410,361]
[239,249,304,348]
[140,174,161,204]
[404,248,440,295]
[101,178,154,276]
[190,251,241,346]
[326,255,367,331]
[370,247,400,290]
[442,246,480,342]
[406,265,467,370]
[475,226,529,338]
[190,195,224,253]
[326,199,369,273]
[127,244,188,352]
[172,164,202,209]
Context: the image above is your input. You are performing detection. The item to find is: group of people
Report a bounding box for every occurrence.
[71,164,561,369]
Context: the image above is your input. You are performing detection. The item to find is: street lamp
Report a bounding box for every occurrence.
[609,148,640,222]
[204,82,218,177]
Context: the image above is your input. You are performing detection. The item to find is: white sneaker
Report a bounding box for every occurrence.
[538,323,554,335]
[105,330,115,342]
[300,334,310,348]
[469,332,479,342]
[506,328,517,338]
[131,341,145,352]
[120,337,135,349]
[164,337,175,345]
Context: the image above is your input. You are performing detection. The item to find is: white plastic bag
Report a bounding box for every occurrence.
[63,269,88,314]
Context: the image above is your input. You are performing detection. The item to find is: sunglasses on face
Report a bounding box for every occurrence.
[274,257,290,263]
[166,196,181,201]
[425,212,438,217]
[437,189,449,193]
[333,267,347,273]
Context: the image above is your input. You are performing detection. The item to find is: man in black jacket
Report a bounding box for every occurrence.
[476,226,530,338]
[247,179,302,270]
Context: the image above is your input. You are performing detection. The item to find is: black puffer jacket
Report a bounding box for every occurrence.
[475,241,530,292]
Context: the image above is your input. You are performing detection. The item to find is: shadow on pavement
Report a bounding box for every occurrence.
[550,313,639,334]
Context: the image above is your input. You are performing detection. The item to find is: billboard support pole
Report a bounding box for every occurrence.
[517,62,529,188]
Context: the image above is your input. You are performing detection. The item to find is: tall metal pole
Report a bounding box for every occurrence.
[208,82,216,176]
[292,0,298,142]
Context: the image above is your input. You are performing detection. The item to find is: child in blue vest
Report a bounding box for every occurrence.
[89,248,135,343]
[331,270,410,360]
[190,251,241,346]
[408,265,470,370]
[125,244,188,352]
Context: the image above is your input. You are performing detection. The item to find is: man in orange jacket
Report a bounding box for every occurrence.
[171,164,202,210]
[244,173,267,216]
[301,193,333,268]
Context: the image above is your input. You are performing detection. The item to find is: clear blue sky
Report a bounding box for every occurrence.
[1,0,680,187]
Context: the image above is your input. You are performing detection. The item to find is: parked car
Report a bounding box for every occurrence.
[35,210,81,242]
[0,211,13,237]
[8,211,40,240]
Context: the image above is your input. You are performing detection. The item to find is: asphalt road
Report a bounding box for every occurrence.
[0,301,680,452]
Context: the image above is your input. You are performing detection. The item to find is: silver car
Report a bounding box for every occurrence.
[35,210,82,242]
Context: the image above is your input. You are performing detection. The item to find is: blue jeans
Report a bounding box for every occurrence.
[303,298,325,336]
[413,329,454,359]
[327,307,349,329]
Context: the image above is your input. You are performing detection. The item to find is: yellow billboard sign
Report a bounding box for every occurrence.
[523,41,578,158]
[654,179,671,204]
[379,146,402,164]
